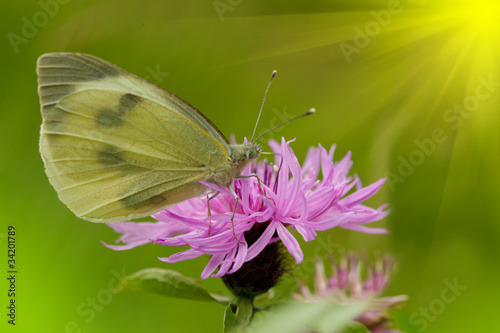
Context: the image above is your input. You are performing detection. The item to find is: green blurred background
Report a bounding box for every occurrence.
[1,0,499,332]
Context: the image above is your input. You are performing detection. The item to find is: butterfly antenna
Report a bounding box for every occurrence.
[251,70,277,142]
[253,108,315,143]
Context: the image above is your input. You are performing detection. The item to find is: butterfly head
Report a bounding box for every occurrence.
[225,142,261,182]
[229,142,261,164]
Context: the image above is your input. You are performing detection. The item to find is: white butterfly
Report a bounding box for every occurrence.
[37,53,261,223]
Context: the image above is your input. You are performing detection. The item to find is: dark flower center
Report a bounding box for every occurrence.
[222,222,289,300]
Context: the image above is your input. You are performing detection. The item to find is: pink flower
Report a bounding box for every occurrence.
[292,252,407,333]
[104,138,389,279]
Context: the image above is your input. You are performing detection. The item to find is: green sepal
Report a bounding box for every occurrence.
[223,297,254,333]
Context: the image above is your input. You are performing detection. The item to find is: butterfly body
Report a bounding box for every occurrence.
[219,142,261,184]
[37,53,260,223]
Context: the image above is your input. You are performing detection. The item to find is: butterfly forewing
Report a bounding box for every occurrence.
[38,53,229,146]
[38,53,229,222]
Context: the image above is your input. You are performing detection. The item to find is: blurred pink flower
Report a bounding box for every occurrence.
[104,138,389,279]
[292,252,407,333]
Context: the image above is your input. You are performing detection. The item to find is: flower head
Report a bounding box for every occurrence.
[104,138,389,281]
[292,252,407,333]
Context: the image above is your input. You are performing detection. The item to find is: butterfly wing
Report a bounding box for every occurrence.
[38,53,229,222]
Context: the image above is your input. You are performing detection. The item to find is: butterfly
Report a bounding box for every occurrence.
[37,53,262,223]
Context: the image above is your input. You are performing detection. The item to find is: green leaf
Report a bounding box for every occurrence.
[115,267,230,304]
[251,300,370,333]
[223,297,254,333]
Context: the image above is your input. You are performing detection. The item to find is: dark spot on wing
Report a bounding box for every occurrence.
[96,93,142,128]
[97,147,124,166]
[118,93,142,113]
[96,108,124,127]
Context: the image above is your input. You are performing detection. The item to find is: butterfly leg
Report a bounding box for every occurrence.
[235,173,271,199]
[207,191,220,236]
[227,185,245,244]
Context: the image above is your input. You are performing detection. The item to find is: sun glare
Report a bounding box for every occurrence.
[454,0,500,33]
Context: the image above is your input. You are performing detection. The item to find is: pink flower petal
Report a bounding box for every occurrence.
[339,178,386,207]
[276,222,303,263]
[341,223,388,234]
[201,254,225,279]
[159,249,204,263]
[246,222,277,262]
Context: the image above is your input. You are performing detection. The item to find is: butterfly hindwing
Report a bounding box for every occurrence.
[38,53,229,222]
